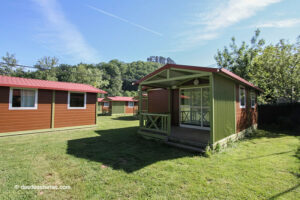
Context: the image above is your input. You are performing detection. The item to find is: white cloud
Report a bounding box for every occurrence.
[32,0,100,63]
[200,0,282,31]
[86,5,162,36]
[255,18,300,28]
[174,0,282,51]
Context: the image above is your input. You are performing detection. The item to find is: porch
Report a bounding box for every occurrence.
[138,113,210,149]
[136,65,214,150]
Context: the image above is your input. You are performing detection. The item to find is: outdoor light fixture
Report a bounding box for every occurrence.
[193,79,199,86]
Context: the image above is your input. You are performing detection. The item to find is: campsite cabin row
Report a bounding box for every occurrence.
[98,96,138,115]
[135,64,261,150]
[0,75,106,134]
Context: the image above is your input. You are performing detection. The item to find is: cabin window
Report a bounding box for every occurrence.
[103,102,109,107]
[239,86,246,108]
[128,101,134,108]
[251,92,256,108]
[9,88,38,110]
[68,92,86,109]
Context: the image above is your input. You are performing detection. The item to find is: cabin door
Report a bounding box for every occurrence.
[179,87,210,130]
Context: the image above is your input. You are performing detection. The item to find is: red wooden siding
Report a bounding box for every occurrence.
[125,102,138,114]
[0,87,52,133]
[54,91,96,128]
[148,89,169,114]
[235,84,258,133]
[101,102,110,114]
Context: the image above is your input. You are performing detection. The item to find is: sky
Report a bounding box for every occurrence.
[0,0,299,67]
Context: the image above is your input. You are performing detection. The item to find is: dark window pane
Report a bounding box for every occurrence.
[70,93,85,107]
[12,89,21,107]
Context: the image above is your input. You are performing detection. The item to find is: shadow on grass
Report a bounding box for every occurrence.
[112,116,138,121]
[238,150,294,161]
[268,183,300,200]
[67,127,194,173]
[244,128,295,142]
[257,125,300,136]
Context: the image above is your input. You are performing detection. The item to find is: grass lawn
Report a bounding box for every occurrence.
[0,116,299,199]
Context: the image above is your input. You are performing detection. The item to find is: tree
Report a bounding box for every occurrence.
[32,56,59,81]
[215,29,265,80]
[250,39,300,103]
[215,30,300,104]
[0,52,19,76]
[98,60,124,96]
[122,61,161,91]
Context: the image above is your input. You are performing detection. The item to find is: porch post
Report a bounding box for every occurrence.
[167,87,171,135]
[51,91,55,129]
[209,74,215,145]
[138,85,143,127]
[95,94,98,125]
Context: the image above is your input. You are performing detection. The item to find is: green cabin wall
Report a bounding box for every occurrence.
[112,101,125,114]
[213,74,236,142]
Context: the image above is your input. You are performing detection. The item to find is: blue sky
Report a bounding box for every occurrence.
[1,0,299,67]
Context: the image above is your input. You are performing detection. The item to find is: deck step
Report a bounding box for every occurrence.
[168,137,208,149]
[165,141,205,153]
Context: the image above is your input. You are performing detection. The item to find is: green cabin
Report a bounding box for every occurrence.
[135,64,261,151]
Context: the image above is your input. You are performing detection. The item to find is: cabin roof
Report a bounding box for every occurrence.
[105,96,138,102]
[135,64,262,91]
[0,75,106,93]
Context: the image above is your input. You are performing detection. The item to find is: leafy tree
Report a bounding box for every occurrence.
[32,56,59,81]
[59,64,108,88]
[215,29,265,80]
[98,60,124,96]
[250,39,300,103]
[0,52,19,76]
[122,61,161,91]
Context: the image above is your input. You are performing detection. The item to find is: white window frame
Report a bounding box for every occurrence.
[103,102,109,107]
[239,86,246,109]
[68,91,86,109]
[9,87,38,110]
[251,91,256,108]
[128,101,134,108]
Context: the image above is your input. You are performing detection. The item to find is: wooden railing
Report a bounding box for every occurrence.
[139,113,171,135]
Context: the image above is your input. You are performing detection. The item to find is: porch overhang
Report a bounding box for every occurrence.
[137,67,212,88]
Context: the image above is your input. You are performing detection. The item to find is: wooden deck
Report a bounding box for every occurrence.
[168,126,210,147]
[138,123,210,150]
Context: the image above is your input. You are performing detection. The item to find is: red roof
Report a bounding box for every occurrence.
[97,98,108,102]
[107,96,137,102]
[135,64,262,91]
[0,75,107,93]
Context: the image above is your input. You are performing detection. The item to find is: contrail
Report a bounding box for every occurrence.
[86,5,163,36]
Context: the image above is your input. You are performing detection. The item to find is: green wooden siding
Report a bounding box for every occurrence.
[112,102,125,114]
[213,74,236,141]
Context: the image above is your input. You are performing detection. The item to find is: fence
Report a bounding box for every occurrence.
[258,103,300,131]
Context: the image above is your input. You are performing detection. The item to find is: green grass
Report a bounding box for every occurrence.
[0,115,299,200]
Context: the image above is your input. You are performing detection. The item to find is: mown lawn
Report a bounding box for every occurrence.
[0,116,299,200]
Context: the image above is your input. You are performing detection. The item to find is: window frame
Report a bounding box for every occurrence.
[9,87,38,110]
[251,91,256,108]
[103,102,109,107]
[239,86,246,109]
[128,101,134,108]
[67,91,86,110]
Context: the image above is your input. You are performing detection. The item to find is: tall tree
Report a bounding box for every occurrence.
[32,56,59,81]
[215,29,265,80]
[250,39,300,103]
[98,60,124,96]
[0,52,18,76]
